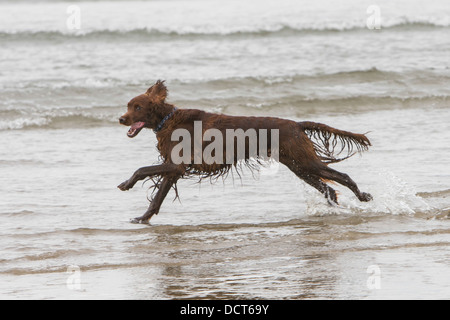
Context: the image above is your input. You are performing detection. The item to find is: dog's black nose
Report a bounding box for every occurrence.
[119,117,126,124]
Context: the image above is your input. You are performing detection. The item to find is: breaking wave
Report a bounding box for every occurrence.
[1,20,449,42]
[1,92,448,130]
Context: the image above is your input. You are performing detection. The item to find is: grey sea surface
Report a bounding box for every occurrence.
[0,0,449,299]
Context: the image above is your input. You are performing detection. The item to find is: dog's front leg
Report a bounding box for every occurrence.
[118,163,182,191]
[130,176,179,224]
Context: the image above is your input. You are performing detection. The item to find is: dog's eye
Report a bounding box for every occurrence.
[135,106,142,111]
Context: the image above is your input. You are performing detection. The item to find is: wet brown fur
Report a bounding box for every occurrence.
[118,80,372,223]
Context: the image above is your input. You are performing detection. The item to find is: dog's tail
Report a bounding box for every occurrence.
[298,121,371,164]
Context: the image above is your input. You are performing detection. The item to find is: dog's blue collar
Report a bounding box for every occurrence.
[153,107,177,133]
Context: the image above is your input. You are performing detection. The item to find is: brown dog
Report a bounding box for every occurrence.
[119,80,372,223]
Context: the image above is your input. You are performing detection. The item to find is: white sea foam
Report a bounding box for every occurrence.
[0,0,449,36]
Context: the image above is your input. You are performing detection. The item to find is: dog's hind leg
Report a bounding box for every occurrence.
[282,159,339,205]
[302,174,339,205]
[130,176,179,224]
[293,171,339,205]
[317,166,372,202]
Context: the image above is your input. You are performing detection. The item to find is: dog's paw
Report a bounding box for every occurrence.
[117,180,132,191]
[359,192,373,202]
[130,217,150,224]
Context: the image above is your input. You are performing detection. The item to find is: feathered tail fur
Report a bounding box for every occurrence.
[298,121,371,164]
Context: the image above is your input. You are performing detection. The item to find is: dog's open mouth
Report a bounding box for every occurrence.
[127,122,145,138]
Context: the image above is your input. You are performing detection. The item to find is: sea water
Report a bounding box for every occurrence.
[0,0,449,299]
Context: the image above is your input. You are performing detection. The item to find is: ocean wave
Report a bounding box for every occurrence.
[1,93,447,131]
[221,94,450,117]
[0,109,119,130]
[6,67,449,93]
[1,20,448,41]
[0,68,394,91]
[177,68,406,87]
[417,189,450,199]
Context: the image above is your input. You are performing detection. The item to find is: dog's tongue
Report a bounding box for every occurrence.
[131,122,145,130]
[127,121,145,137]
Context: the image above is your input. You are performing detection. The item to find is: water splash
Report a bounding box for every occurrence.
[303,170,432,217]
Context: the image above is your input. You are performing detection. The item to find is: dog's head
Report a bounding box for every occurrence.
[119,80,168,138]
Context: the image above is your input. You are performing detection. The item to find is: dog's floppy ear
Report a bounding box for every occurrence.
[145,80,168,104]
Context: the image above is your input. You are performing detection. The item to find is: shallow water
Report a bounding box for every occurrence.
[1,109,449,300]
[1,0,450,299]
